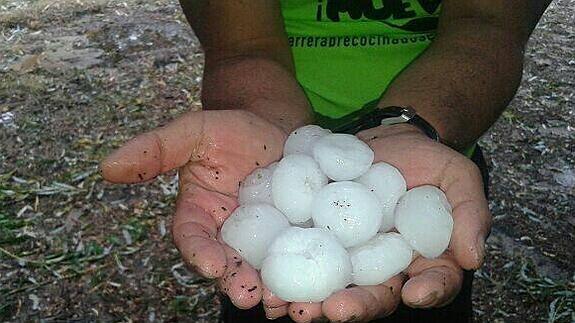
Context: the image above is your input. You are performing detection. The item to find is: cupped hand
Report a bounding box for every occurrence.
[102,114,490,322]
[282,124,491,322]
[100,110,287,309]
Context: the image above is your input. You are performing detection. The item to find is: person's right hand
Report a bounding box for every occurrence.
[100,110,287,309]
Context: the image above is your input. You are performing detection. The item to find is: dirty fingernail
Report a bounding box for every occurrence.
[411,291,438,308]
[475,235,486,265]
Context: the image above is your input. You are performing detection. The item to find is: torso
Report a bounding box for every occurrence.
[280,0,442,119]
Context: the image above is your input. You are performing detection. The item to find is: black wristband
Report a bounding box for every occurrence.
[333,99,440,141]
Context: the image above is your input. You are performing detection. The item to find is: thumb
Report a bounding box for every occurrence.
[100,111,205,183]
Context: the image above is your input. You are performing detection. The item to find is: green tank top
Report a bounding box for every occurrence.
[280,1,476,156]
[280,0,441,123]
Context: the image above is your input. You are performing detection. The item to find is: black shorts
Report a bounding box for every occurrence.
[220,146,489,323]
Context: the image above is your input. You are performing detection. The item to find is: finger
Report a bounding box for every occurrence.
[262,286,290,321]
[179,184,238,228]
[220,245,262,309]
[359,276,403,318]
[322,275,403,322]
[402,256,463,308]
[172,180,238,278]
[100,111,205,183]
[288,302,323,323]
[441,159,491,270]
[172,200,227,278]
[263,286,289,308]
[264,304,289,320]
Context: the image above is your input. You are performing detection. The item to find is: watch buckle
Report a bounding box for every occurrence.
[379,107,416,126]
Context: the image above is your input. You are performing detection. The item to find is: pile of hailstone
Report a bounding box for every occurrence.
[221,125,454,302]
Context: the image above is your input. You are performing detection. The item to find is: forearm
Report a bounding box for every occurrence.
[378,19,525,150]
[178,0,313,133]
[201,54,313,133]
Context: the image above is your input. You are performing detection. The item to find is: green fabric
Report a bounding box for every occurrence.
[279,1,477,158]
[463,145,476,158]
[280,0,442,120]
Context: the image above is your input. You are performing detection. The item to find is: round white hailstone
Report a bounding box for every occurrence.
[261,227,352,302]
[221,204,290,269]
[266,161,278,173]
[312,134,374,181]
[395,185,453,259]
[355,162,407,232]
[283,125,332,156]
[238,167,274,205]
[312,181,382,248]
[272,154,328,224]
[349,232,413,286]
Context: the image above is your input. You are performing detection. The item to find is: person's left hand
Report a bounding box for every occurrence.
[264,124,491,322]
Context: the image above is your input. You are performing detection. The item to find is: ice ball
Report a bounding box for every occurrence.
[272,154,328,224]
[395,185,453,258]
[266,161,278,173]
[312,181,382,248]
[261,227,352,302]
[312,134,374,181]
[349,232,413,286]
[238,164,276,205]
[221,203,290,269]
[355,162,406,232]
[283,125,332,156]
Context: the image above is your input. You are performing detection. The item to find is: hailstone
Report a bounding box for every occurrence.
[221,203,290,269]
[312,181,382,248]
[222,128,457,301]
[283,125,332,156]
[395,185,453,258]
[266,161,278,173]
[261,227,352,302]
[355,162,407,232]
[272,154,328,224]
[238,165,275,205]
[349,232,413,286]
[312,134,374,181]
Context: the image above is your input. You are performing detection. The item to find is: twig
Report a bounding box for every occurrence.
[0,246,45,266]
[6,263,110,297]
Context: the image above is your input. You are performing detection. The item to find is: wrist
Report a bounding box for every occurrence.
[248,98,314,134]
[356,123,431,142]
[376,99,476,151]
[202,56,314,135]
[382,123,428,137]
[336,102,440,142]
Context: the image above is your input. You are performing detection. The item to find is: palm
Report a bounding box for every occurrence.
[177,110,285,197]
[101,110,286,309]
[358,124,490,271]
[282,125,491,322]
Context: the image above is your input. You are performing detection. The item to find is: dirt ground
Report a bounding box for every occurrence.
[0,0,573,322]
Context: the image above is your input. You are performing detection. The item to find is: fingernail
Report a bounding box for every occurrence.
[342,314,360,323]
[475,235,486,265]
[263,308,275,320]
[412,291,438,308]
